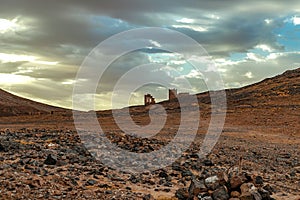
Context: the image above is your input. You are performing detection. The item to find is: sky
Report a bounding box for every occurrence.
[0,0,300,110]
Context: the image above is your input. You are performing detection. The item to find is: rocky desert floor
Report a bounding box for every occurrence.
[0,104,299,200]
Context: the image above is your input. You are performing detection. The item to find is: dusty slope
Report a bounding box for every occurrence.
[0,89,67,116]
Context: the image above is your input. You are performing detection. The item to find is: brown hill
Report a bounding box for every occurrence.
[156,67,300,111]
[1,67,299,118]
[0,89,66,116]
[226,67,300,106]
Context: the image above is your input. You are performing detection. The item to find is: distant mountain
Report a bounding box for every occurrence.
[0,89,66,116]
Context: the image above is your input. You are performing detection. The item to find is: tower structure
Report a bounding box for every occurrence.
[168,89,177,100]
[144,94,155,106]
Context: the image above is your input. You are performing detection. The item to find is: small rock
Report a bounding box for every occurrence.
[217,172,229,185]
[125,186,131,190]
[205,175,219,190]
[258,188,271,200]
[240,183,262,200]
[203,159,214,166]
[255,176,263,185]
[86,179,96,186]
[289,171,296,177]
[188,177,207,196]
[240,192,254,200]
[159,171,168,178]
[182,170,193,177]
[240,183,255,194]
[175,188,189,200]
[230,191,240,198]
[44,154,57,165]
[262,184,275,195]
[143,194,154,200]
[230,176,244,189]
[0,143,5,151]
[212,186,229,200]
[200,196,213,200]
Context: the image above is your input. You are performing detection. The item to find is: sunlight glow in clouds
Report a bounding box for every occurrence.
[0,53,35,63]
[0,73,33,84]
[0,53,58,65]
[0,18,19,33]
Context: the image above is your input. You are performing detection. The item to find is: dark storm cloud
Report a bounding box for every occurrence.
[0,0,300,109]
[0,0,298,60]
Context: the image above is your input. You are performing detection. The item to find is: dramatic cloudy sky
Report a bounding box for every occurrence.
[0,0,300,110]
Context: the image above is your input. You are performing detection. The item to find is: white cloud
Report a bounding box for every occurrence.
[183,69,203,79]
[214,58,245,67]
[244,72,253,79]
[149,40,162,48]
[266,52,285,60]
[266,51,300,60]
[208,14,220,20]
[264,18,272,24]
[172,24,208,32]
[255,44,273,52]
[176,18,195,24]
[247,52,264,62]
[292,16,300,25]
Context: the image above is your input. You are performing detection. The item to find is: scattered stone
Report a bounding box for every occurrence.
[159,170,168,178]
[230,175,244,189]
[240,183,262,200]
[255,176,264,185]
[230,191,240,198]
[205,175,220,190]
[199,195,213,200]
[0,125,298,199]
[143,194,155,200]
[86,179,97,186]
[44,154,57,165]
[175,188,189,200]
[262,184,275,195]
[0,143,5,151]
[203,159,214,166]
[258,188,271,200]
[189,177,207,196]
[181,170,193,177]
[240,192,255,200]
[212,186,229,200]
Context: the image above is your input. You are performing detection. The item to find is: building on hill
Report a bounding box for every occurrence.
[169,89,177,100]
[144,88,190,106]
[144,94,155,106]
[169,89,190,100]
